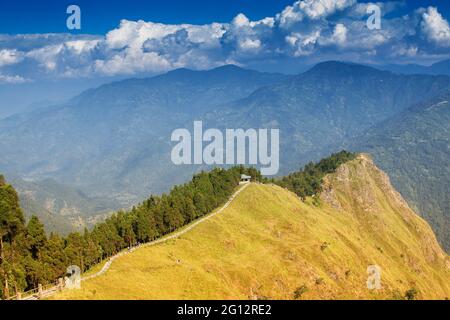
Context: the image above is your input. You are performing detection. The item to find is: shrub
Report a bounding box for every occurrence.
[293,285,309,300]
[405,288,419,300]
[320,242,330,251]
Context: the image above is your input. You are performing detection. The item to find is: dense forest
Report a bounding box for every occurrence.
[275,151,356,200]
[0,167,261,299]
[0,152,355,299]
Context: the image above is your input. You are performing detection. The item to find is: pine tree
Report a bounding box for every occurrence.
[26,216,47,260]
[64,233,86,272]
[0,180,25,258]
[0,165,259,298]
[42,233,67,281]
[136,210,157,242]
[0,177,27,298]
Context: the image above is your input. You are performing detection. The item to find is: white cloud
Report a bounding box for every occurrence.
[106,20,182,50]
[330,23,348,46]
[25,44,63,71]
[185,23,226,46]
[233,13,251,28]
[421,7,450,47]
[286,30,322,56]
[1,1,450,82]
[94,50,171,76]
[0,49,24,67]
[239,38,262,51]
[65,39,100,54]
[349,1,402,18]
[299,0,356,20]
[277,0,356,28]
[0,73,30,84]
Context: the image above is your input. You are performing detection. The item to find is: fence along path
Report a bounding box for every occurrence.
[83,182,249,280]
[9,183,250,300]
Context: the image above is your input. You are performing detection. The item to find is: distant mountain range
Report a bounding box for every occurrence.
[353,91,450,252]
[204,62,450,171]
[377,59,450,76]
[0,65,288,200]
[0,61,449,251]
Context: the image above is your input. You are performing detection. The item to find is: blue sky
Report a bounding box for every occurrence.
[0,1,297,34]
[1,0,450,84]
[1,1,449,34]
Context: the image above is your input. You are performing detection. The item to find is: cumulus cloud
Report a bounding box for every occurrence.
[0,49,24,67]
[0,73,30,84]
[298,0,356,20]
[277,0,356,28]
[0,0,450,82]
[421,7,450,47]
[286,30,322,56]
[328,23,348,46]
[349,1,402,18]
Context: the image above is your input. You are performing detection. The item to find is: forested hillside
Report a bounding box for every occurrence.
[0,167,260,299]
[275,151,356,200]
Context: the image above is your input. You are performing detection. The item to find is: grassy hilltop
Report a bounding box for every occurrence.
[54,155,449,300]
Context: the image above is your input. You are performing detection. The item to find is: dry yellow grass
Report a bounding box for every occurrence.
[53,155,450,300]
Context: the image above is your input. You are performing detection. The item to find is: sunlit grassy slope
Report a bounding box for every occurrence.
[54,155,449,300]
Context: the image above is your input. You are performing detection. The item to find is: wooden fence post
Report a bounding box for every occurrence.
[58,278,64,291]
[38,283,43,299]
[4,278,10,299]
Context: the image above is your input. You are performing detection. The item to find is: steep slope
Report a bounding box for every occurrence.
[353,91,450,252]
[54,155,449,300]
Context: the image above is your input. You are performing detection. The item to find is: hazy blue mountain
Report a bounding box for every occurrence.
[204,61,450,172]
[0,65,288,214]
[0,78,112,119]
[378,59,450,76]
[1,61,450,248]
[8,176,121,235]
[353,91,450,252]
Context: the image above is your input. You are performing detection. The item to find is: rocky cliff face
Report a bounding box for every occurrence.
[321,154,448,268]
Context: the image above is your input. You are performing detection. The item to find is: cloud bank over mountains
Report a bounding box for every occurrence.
[1,0,450,82]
